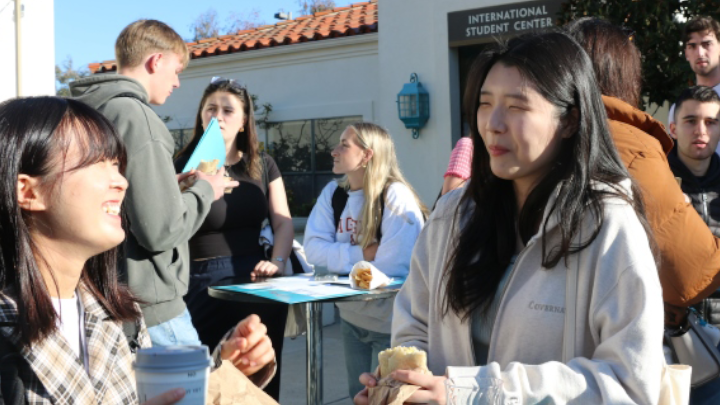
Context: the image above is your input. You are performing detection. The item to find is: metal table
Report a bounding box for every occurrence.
[209,278,401,405]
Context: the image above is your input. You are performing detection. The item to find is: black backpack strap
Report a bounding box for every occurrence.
[331,186,349,232]
[376,188,386,242]
[332,186,385,242]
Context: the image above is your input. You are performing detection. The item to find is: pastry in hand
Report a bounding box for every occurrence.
[353,266,373,289]
[197,159,220,175]
[179,159,220,191]
[378,346,430,378]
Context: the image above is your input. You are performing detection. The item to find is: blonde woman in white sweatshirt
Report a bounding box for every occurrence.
[355,32,666,405]
[304,122,427,398]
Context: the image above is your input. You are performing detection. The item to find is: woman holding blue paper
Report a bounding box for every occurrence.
[175,77,293,400]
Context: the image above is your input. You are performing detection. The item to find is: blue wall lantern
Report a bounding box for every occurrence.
[396,73,430,139]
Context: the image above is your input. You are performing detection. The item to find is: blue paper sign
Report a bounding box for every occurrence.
[181,118,226,173]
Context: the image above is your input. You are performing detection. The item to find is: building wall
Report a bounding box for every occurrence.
[377,0,573,205]
[153,34,379,133]
[0,0,56,102]
[377,0,674,205]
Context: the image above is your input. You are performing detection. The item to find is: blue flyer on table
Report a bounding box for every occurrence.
[181,117,226,173]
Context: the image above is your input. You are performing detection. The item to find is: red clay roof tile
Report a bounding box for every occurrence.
[90,0,378,73]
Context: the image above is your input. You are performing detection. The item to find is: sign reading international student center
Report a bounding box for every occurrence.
[448,0,564,46]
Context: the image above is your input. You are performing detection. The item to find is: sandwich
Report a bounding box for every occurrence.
[353,266,373,290]
[378,346,430,378]
[179,159,223,192]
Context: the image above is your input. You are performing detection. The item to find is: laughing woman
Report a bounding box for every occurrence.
[357,31,665,404]
[0,97,275,404]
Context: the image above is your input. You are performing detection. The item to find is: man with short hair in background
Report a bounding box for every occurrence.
[669,16,720,138]
[669,86,720,338]
[670,85,720,235]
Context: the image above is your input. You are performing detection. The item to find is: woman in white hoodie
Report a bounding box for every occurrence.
[304,122,427,398]
[355,32,666,404]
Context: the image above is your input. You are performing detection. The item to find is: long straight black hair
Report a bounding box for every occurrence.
[443,31,651,321]
[0,97,141,348]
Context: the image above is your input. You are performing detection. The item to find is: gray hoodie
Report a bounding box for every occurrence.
[393,182,665,404]
[70,75,214,327]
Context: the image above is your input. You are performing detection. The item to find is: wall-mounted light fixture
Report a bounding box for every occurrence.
[396,73,430,139]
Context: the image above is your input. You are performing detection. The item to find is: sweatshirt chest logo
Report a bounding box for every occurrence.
[338,217,361,245]
[528,300,565,315]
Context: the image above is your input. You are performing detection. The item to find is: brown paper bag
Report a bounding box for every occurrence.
[367,362,432,405]
[206,360,278,405]
[368,375,423,405]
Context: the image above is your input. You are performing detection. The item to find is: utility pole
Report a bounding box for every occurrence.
[15,0,22,97]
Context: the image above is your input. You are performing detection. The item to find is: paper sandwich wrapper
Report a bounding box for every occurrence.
[206,360,278,405]
[350,261,391,290]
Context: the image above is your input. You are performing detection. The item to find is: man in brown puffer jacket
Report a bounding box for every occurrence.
[568,18,720,327]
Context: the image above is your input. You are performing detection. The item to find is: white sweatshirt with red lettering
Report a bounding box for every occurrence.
[304,180,424,333]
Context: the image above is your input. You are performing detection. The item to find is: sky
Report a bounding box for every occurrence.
[55,0,353,72]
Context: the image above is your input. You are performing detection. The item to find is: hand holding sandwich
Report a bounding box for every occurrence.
[354,371,448,405]
[354,346,437,405]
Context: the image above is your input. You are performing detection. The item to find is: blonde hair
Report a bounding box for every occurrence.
[339,122,428,249]
[115,20,189,70]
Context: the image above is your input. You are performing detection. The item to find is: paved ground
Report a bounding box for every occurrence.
[276,228,355,404]
[279,319,355,405]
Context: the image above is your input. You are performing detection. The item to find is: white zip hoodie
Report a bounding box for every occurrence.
[393,181,664,404]
[304,180,424,333]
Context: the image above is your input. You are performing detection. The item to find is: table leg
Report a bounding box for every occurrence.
[306,301,323,405]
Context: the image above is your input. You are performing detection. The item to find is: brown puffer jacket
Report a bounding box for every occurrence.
[605,95,720,325]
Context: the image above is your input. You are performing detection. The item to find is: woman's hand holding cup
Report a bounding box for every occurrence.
[221,314,276,376]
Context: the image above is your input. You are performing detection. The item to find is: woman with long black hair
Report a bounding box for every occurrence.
[355,31,665,404]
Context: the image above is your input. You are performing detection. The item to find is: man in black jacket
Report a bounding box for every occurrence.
[670,86,720,328]
[669,86,720,236]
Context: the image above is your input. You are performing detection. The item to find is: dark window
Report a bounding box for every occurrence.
[264,116,361,216]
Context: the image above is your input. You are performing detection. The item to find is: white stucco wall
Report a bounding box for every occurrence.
[153,34,379,133]
[0,0,55,102]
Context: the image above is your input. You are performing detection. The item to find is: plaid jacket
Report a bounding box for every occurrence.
[0,286,151,404]
[0,287,277,404]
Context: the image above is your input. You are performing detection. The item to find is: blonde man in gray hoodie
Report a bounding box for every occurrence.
[71,20,237,347]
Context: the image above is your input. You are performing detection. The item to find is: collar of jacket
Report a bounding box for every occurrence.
[457,178,633,243]
[668,144,720,188]
[603,95,674,155]
[0,285,132,403]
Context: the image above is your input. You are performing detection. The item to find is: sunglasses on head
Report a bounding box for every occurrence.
[210,76,246,90]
